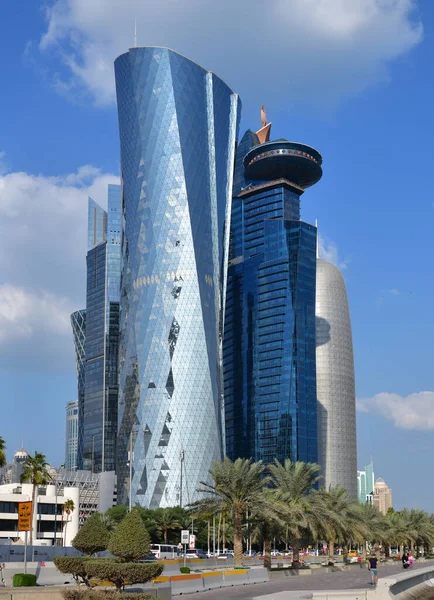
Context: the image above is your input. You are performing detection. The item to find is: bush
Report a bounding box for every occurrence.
[62,591,155,600]
[72,513,111,556]
[179,567,190,573]
[109,509,151,561]
[54,556,91,587]
[12,573,37,587]
[84,559,164,591]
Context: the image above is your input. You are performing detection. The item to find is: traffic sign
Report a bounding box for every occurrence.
[189,534,196,549]
[181,529,189,544]
[18,501,32,532]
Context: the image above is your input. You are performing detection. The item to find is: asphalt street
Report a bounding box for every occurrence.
[174,560,434,599]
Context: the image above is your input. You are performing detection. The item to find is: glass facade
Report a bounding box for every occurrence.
[80,185,121,473]
[65,400,79,470]
[71,309,86,466]
[224,130,320,465]
[114,47,241,508]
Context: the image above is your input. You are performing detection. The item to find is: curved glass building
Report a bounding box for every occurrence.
[114,47,241,508]
[316,258,357,498]
[71,309,86,468]
[224,125,321,465]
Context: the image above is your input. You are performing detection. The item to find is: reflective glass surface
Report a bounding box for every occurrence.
[71,309,86,468]
[65,400,79,470]
[115,47,241,508]
[224,131,318,465]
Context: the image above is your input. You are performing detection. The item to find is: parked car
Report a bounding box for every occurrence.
[271,550,282,557]
[185,548,207,559]
[138,552,157,562]
[216,553,233,559]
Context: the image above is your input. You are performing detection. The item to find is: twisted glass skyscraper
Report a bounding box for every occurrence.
[224,124,322,465]
[114,47,241,508]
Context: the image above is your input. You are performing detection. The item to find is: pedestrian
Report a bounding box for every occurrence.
[408,552,414,568]
[402,552,409,569]
[368,554,379,586]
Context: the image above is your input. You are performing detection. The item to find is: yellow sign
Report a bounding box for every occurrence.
[18,501,32,531]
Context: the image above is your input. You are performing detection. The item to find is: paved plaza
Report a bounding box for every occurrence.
[177,560,434,599]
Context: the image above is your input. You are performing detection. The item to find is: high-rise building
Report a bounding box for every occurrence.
[223,113,322,465]
[65,400,79,470]
[114,46,241,508]
[357,460,375,504]
[71,309,86,466]
[373,477,392,515]
[316,258,357,497]
[79,184,121,473]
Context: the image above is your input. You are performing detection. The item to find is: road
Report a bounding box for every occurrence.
[174,560,434,599]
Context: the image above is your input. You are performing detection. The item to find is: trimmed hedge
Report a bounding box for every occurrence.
[72,513,111,556]
[62,591,156,600]
[85,559,164,591]
[12,573,37,587]
[108,509,151,561]
[53,556,91,586]
[179,567,190,574]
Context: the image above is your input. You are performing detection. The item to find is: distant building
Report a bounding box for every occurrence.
[373,477,392,515]
[65,400,78,470]
[357,461,375,504]
[0,482,79,546]
[70,309,86,465]
[316,258,357,498]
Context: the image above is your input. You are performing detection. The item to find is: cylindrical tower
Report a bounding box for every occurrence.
[316,258,357,498]
[114,47,241,508]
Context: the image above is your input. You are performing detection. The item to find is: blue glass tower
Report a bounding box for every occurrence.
[114,47,241,508]
[79,184,121,473]
[71,309,86,467]
[224,122,322,465]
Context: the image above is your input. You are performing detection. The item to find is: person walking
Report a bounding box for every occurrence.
[408,552,414,568]
[368,555,379,586]
[402,552,409,569]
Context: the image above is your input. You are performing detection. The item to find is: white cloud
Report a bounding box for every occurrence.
[389,288,400,295]
[38,0,423,109]
[357,391,434,430]
[318,233,351,271]
[0,164,119,370]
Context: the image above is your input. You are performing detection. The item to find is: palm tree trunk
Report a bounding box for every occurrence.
[63,516,68,546]
[30,484,37,546]
[233,506,243,567]
[362,542,367,562]
[223,516,226,552]
[264,527,271,570]
[217,513,222,554]
[292,539,301,568]
[385,544,390,558]
[328,538,335,564]
[164,528,167,543]
[207,520,210,556]
[343,543,349,563]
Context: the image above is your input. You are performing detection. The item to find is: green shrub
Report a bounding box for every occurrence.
[108,509,151,561]
[84,559,164,591]
[72,513,111,556]
[62,591,156,600]
[179,566,190,573]
[12,573,37,587]
[54,556,92,587]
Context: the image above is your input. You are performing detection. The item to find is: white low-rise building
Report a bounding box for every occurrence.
[0,483,79,546]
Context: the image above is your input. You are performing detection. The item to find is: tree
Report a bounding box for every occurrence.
[108,508,151,561]
[153,508,181,543]
[63,499,75,546]
[0,437,6,468]
[191,457,271,567]
[269,459,321,567]
[20,451,52,545]
[105,505,128,525]
[72,513,110,555]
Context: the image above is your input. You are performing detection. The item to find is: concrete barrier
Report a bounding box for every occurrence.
[313,593,367,600]
[169,573,203,595]
[247,567,269,584]
[222,568,250,586]
[0,562,73,587]
[201,570,224,589]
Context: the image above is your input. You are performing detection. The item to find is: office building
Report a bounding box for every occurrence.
[71,310,86,467]
[65,400,79,471]
[316,258,357,497]
[114,46,241,507]
[223,112,321,464]
[75,184,121,473]
[373,477,393,515]
[357,460,375,504]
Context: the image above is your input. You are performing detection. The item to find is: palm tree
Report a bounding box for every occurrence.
[0,437,6,468]
[402,508,434,556]
[20,452,52,545]
[269,459,321,567]
[63,499,75,545]
[191,457,270,566]
[154,508,181,543]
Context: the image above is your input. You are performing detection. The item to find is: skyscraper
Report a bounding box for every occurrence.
[114,47,241,508]
[224,113,322,465]
[79,184,121,473]
[373,477,393,514]
[65,400,79,470]
[71,309,86,465]
[316,258,357,497]
[357,460,375,504]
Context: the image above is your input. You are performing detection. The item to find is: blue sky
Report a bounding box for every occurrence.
[0,0,432,510]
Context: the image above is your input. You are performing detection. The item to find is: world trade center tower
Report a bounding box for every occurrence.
[114,47,241,508]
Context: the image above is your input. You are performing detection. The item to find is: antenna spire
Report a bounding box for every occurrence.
[134,18,137,47]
